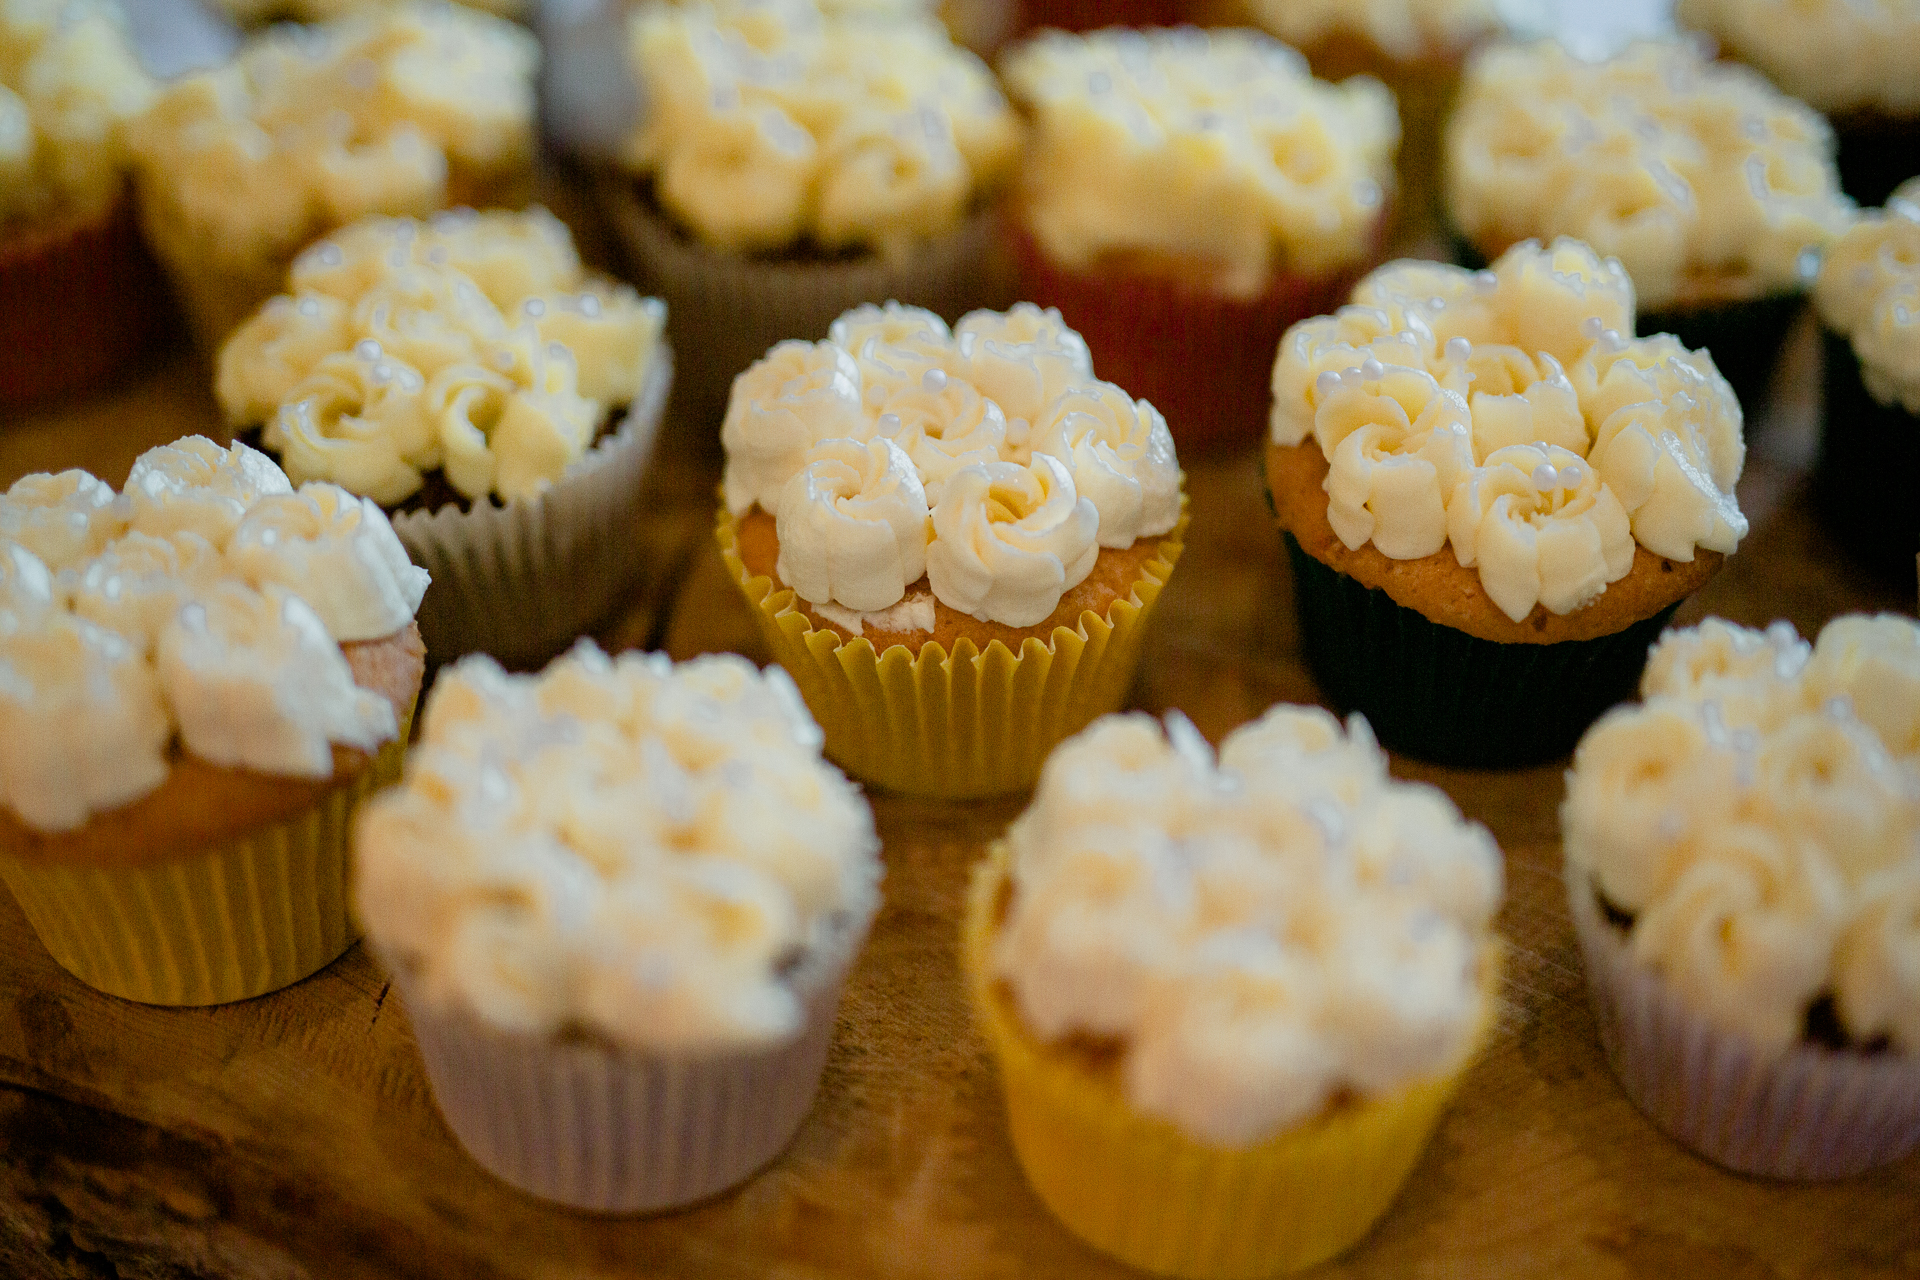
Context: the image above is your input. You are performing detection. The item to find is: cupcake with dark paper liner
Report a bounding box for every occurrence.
[965,706,1503,1277]
[209,0,525,21]
[1677,0,1920,209]
[1267,238,1747,768]
[354,642,882,1212]
[1010,0,1189,36]
[125,2,539,351]
[216,207,673,668]
[601,0,1021,435]
[1562,613,1920,1179]
[0,0,163,405]
[717,300,1185,798]
[1446,39,1855,415]
[999,26,1398,455]
[0,436,427,1006]
[1810,180,1920,581]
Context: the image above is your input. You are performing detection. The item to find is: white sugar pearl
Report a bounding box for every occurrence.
[1530,462,1559,489]
[1444,336,1471,363]
[1315,371,1342,397]
[921,368,948,392]
[1360,357,1384,380]
[355,339,381,361]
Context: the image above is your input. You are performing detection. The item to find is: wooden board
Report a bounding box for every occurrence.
[2,237,1918,1280]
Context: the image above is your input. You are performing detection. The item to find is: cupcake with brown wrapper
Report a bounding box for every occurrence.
[1562,614,1920,1178]
[1267,238,1747,767]
[354,642,882,1212]
[603,0,1021,436]
[216,207,673,668]
[718,300,1185,798]
[0,436,427,1006]
[1000,26,1398,455]
[0,0,162,405]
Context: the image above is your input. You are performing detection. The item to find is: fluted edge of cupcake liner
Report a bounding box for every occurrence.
[391,345,671,669]
[1813,329,1920,581]
[1569,874,1920,1180]
[716,504,1187,799]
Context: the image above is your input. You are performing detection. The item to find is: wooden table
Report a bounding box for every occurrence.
[3,221,1918,1279]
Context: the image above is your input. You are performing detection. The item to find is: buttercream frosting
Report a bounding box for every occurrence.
[353,641,882,1050]
[622,0,1018,254]
[218,209,667,505]
[1562,613,1920,1054]
[995,706,1502,1146]
[1271,239,1747,623]
[1446,39,1854,310]
[1676,0,1920,117]
[0,438,424,833]
[724,302,1180,628]
[1813,178,1920,414]
[1001,26,1398,299]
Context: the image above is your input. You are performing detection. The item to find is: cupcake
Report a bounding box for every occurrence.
[1010,0,1189,36]
[215,207,673,668]
[1000,26,1398,454]
[124,2,539,349]
[1810,180,1920,581]
[1561,613,1920,1179]
[0,436,427,1006]
[602,0,1021,433]
[0,0,163,404]
[354,642,881,1212]
[1676,0,1920,209]
[1446,39,1855,414]
[717,301,1186,798]
[1267,238,1747,767]
[210,0,525,21]
[965,706,1503,1277]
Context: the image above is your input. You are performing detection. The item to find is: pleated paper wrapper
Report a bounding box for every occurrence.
[962,846,1497,1279]
[716,508,1186,799]
[391,912,869,1214]
[391,345,672,669]
[1570,874,1920,1180]
[0,727,409,1007]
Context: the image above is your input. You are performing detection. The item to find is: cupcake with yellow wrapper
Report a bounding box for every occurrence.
[0,436,427,1006]
[717,301,1186,798]
[964,706,1503,1277]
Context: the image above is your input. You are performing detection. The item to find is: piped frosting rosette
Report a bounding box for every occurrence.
[218,208,674,667]
[0,436,428,1005]
[1562,613,1920,1178]
[717,301,1186,797]
[1815,181,1920,415]
[354,641,881,1210]
[964,706,1503,1277]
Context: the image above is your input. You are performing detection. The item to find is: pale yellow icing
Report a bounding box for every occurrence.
[1677,0,1920,116]
[1814,178,1920,413]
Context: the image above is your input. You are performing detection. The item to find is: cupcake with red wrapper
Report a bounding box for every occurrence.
[1001,26,1398,454]
[0,0,161,406]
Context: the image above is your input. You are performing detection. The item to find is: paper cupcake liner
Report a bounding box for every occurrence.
[717,507,1186,799]
[1012,0,1187,34]
[391,345,672,669]
[1008,222,1378,456]
[595,175,1009,444]
[0,728,408,1006]
[1813,330,1919,582]
[392,912,867,1213]
[1285,533,1679,768]
[0,192,164,406]
[1568,875,1920,1180]
[963,846,1494,1279]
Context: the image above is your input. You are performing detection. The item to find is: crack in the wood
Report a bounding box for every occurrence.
[641,525,709,653]
[367,981,391,1035]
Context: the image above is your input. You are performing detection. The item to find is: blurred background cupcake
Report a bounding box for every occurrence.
[1268,239,1747,767]
[1676,0,1920,209]
[1446,38,1855,416]
[0,0,164,405]
[1001,26,1398,454]
[1562,614,1920,1178]
[1811,179,1920,582]
[355,643,882,1212]
[599,0,1020,437]
[207,0,526,21]
[125,2,539,351]
[966,707,1503,1277]
[215,207,673,669]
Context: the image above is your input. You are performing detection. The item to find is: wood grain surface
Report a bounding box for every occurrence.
[2,207,1918,1279]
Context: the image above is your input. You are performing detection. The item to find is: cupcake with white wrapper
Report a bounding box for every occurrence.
[216,207,674,667]
[718,301,1186,798]
[1562,613,1920,1178]
[0,436,427,1006]
[354,642,881,1212]
[964,706,1504,1278]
